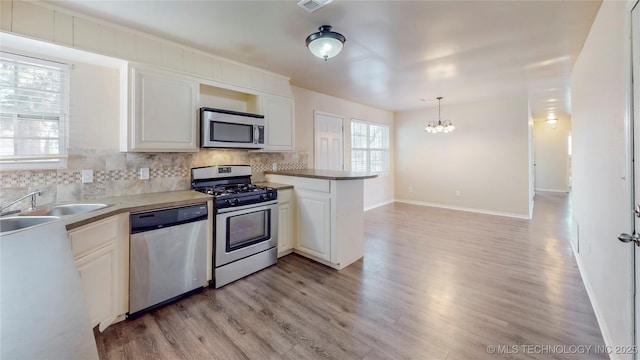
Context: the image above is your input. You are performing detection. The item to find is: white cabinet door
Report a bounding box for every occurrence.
[295,189,331,261]
[278,202,292,253]
[277,189,294,257]
[75,243,118,330]
[126,65,199,152]
[262,95,295,152]
[68,214,128,332]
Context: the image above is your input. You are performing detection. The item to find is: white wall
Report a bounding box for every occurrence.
[69,63,120,150]
[291,86,395,210]
[571,0,634,356]
[199,84,253,113]
[533,116,571,192]
[395,95,531,218]
[2,39,123,151]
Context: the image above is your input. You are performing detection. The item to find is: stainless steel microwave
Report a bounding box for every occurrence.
[201,107,265,149]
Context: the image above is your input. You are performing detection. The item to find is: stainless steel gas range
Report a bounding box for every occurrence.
[191,165,278,288]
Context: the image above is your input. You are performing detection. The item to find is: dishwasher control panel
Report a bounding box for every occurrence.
[130,203,208,234]
[178,204,208,221]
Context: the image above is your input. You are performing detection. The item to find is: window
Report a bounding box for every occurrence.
[351,120,390,173]
[0,51,69,169]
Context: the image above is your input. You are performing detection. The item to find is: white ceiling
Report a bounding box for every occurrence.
[46,0,601,118]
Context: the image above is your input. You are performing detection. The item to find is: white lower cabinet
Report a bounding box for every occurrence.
[295,188,331,261]
[68,214,129,332]
[266,174,366,270]
[74,243,117,329]
[277,189,293,257]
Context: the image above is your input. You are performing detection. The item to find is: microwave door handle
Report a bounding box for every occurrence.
[253,124,259,144]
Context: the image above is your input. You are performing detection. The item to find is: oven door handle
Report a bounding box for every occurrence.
[216,200,278,214]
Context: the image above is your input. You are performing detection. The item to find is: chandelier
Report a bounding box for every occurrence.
[424,97,455,133]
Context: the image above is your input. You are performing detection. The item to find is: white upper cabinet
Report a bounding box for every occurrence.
[122,65,199,152]
[260,95,295,152]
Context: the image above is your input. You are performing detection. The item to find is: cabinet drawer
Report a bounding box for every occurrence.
[69,217,119,258]
[291,177,330,193]
[278,189,292,204]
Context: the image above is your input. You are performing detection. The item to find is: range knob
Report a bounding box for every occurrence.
[224,199,231,206]
[233,198,239,206]
[260,194,265,200]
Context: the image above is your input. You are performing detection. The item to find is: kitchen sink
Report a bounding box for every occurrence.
[0,216,60,233]
[23,203,111,217]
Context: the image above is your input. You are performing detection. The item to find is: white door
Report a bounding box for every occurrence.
[633,2,640,354]
[315,112,344,170]
[620,2,640,356]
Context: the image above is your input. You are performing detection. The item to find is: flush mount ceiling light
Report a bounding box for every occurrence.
[305,25,346,61]
[424,97,455,133]
[546,118,558,124]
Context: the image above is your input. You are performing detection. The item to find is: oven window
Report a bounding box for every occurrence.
[212,121,253,143]
[226,209,270,251]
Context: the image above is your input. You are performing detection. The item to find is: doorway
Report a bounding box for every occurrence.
[532,118,572,193]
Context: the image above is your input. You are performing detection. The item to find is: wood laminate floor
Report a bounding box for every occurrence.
[95,192,607,360]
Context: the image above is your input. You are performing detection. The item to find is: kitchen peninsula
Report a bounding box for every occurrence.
[265,169,377,270]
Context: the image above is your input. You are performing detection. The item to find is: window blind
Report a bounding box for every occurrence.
[351,120,390,173]
[0,51,69,167]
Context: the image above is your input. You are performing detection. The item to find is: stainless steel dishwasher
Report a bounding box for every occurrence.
[129,203,208,317]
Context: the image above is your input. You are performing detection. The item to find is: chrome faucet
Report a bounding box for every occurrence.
[0,190,42,215]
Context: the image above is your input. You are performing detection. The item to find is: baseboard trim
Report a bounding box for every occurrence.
[394,199,530,219]
[364,200,395,212]
[570,242,619,360]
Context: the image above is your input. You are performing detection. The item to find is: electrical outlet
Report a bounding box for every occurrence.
[81,169,93,184]
[408,186,413,193]
[455,190,461,197]
[272,163,277,171]
[139,167,150,180]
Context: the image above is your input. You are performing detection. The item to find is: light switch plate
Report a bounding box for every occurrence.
[81,169,93,184]
[139,167,150,180]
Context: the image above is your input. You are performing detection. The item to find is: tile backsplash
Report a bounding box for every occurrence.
[0,148,307,210]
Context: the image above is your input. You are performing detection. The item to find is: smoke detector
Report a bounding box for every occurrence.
[297,0,334,13]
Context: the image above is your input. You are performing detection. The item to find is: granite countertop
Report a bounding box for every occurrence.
[255,182,294,190]
[265,169,378,180]
[19,190,213,231]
